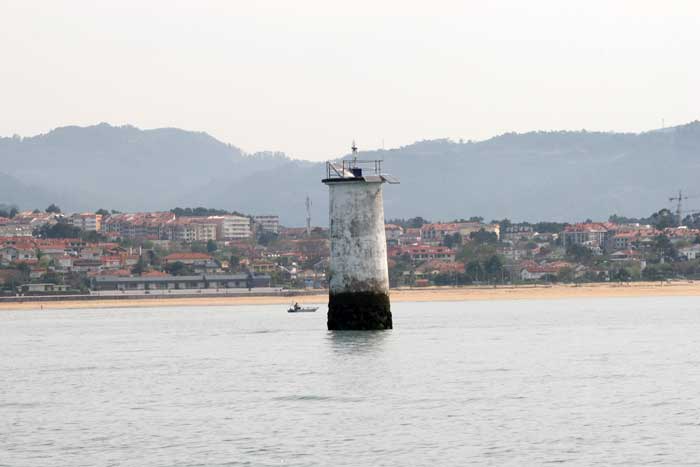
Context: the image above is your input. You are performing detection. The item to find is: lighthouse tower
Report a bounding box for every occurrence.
[322,144,398,330]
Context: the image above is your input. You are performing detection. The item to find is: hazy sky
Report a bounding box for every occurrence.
[1,0,698,160]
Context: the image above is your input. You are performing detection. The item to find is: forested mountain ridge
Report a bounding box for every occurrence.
[2,121,699,225]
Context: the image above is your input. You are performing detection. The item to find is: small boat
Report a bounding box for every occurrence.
[288,303,318,313]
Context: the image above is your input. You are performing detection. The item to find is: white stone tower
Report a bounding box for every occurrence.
[322,144,398,330]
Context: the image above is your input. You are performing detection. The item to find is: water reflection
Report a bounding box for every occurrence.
[325,330,391,355]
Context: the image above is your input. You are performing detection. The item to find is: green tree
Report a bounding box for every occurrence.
[433,272,469,286]
[190,242,208,253]
[464,260,485,282]
[131,256,147,275]
[484,255,504,282]
[612,267,632,282]
[81,230,107,242]
[257,231,278,246]
[95,208,110,217]
[566,243,593,264]
[40,270,62,285]
[387,217,430,229]
[532,221,568,233]
[642,263,674,281]
[442,233,462,248]
[164,261,193,276]
[15,263,30,281]
[650,208,677,229]
[653,235,677,261]
[469,229,497,245]
[557,267,575,283]
[35,222,82,239]
[0,206,19,218]
[207,239,218,253]
[45,204,61,214]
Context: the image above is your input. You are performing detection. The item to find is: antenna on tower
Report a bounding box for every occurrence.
[305,195,312,236]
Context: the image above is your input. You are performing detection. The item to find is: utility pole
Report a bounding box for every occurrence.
[669,189,688,226]
[305,195,312,236]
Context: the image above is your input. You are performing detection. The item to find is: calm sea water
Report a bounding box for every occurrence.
[3,297,700,466]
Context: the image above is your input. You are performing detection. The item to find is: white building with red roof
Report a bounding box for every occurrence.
[561,223,612,249]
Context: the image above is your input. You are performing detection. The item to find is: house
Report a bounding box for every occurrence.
[501,224,535,242]
[415,260,465,275]
[251,260,277,274]
[420,223,461,245]
[664,227,700,244]
[679,244,700,260]
[20,283,71,293]
[52,255,74,270]
[79,247,103,260]
[561,223,617,250]
[172,217,218,242]
[161,252,219,273]
[519,261,573,281]
[389,245,456,263]
[609,250,642,262]
[29,267,48,279]
[0,223,33,237]
[92,273,270,291]
[71,259,102,273]
[253,215,280,234]
[209,215,251,240]
[497,246,527,261]
[68,213,102,231]
[36,238,85,254]
[458,222,500,240]
[12,211,61,229]
[102,212,177,239]
[100,256,123,269]
[163,252,213,265]
[0,246,37,263]
[385,224,404,246]
[607,228,658,252]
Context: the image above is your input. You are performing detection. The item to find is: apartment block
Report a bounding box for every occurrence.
[254,215,280,234]
[69,213,103,231]
[210,215,251,240]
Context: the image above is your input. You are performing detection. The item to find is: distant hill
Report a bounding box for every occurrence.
[0,123,291,213]
[2,121,700,225]
[0,172,54,209]
[199,121,700,225]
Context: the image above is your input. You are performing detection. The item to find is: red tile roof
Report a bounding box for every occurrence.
[164,252,212,261]
[141,270,169,277]
[563,223,609,232]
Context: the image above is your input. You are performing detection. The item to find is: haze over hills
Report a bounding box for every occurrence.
[1,121,699,226]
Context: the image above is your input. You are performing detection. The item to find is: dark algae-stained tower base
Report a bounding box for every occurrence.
[327,291,393,330]
[322,147,398,330]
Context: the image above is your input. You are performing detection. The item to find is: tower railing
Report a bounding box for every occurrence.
[325,160,383,179]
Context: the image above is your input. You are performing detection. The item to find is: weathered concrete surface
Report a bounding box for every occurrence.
[325,179,392,330]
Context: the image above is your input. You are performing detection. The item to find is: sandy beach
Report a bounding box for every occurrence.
[2,281,700,311]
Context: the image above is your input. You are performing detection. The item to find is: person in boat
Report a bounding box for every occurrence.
[293,302,300,310]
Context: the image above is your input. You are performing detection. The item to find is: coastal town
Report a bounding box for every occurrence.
[1,204,698,297]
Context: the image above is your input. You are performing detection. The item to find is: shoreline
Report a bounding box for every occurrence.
[2,281,700,310]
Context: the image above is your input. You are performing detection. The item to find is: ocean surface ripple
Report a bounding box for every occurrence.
[2,297,700,466]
